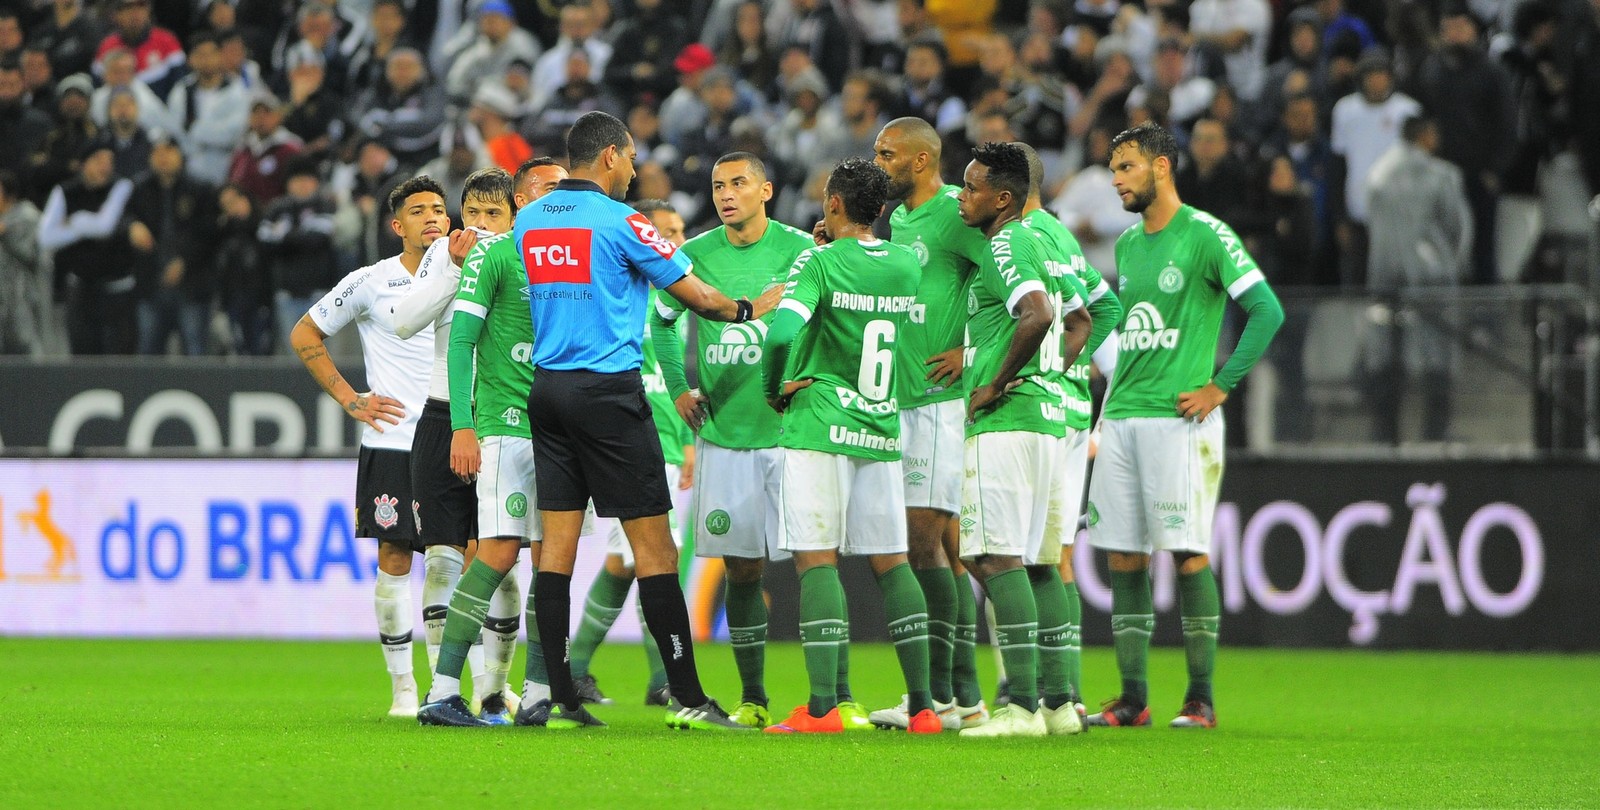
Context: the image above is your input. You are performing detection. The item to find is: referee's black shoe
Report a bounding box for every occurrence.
[418,695,491,727]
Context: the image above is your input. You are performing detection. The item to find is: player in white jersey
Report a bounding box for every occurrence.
[391,168,522,722]
[290,175,452,718]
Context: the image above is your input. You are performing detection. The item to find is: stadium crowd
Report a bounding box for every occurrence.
[0,0,1596,357]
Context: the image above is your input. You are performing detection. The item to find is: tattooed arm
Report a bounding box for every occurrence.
[289,314,405,431]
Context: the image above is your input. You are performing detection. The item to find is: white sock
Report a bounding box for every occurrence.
[427,673,461,703]
[422,546,464,672]
[482,568,522,694]
[523,680,552,704]
[467,643,488,698]
[374,570,414,677]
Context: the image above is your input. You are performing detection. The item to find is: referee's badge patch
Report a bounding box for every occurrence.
[373,494,400,530]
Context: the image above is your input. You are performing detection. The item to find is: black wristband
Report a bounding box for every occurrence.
[734,297,753,323]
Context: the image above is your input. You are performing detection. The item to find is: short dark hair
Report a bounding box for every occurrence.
[906,38,948,65]
[513,155,561,190]
[1401,114,1436,143]
[388,174,446,215]
[713,151,768,182]
[824,157,890,227]
[1109,121,1181,169]
[633,199,678,217]
[461,166,513,209]
[566,111,631,168]
[971,141,1030,203]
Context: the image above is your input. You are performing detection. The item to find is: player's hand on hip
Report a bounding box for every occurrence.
[447,228,480,266]
[967,379,1022,421]
[344,392,405,431]
[675,389,709,431]
[450,428,481,481]
[768,379,814,413]
[925,348,965,386]
[1177,382,1228,422]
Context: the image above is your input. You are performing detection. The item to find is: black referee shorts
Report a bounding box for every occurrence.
[409,398,476,548]
[527,368,671,520]
[356,446,420,550]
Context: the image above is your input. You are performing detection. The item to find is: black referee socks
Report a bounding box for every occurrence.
[637,574,709,708]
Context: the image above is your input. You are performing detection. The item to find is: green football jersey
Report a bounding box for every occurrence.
[454,232,534,438]
[643,289,692,465]
[774,238,920,461]
[888,185,991,410]
[963,219,1085,439]
[659,220,814,450]
[1024,209,1105,431]
[1105,205,1268,419]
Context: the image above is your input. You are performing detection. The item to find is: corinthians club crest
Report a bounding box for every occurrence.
[373,494,400,530]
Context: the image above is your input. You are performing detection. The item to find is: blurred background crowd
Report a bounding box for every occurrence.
[0,0,1596,366]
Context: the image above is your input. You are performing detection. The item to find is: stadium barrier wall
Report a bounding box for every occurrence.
[2,457,1592,650]
[769,458,1597,651]
[0,459,658,640]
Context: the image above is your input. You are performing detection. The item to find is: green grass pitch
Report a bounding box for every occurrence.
[3,639,1597,808]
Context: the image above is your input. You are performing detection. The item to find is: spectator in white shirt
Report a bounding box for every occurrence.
[1188,0,1271,101]
[1330,51,1420,284]
[529,4,612,112]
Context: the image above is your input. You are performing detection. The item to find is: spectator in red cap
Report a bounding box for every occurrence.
[660,43,717,146]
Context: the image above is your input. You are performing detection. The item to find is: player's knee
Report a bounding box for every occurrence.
[1173,552,1210,575]
[1107,551,1151,573]
[724,556,764,584]
[423,545,465,585]
[604,553,636,579]
[375,541,413,575]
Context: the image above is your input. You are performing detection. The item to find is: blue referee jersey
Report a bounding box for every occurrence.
[515,179,691,373]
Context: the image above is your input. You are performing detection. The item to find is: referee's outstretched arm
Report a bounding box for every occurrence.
[662,274,784,323]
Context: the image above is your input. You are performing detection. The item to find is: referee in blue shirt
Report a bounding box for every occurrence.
[519,111,779,730]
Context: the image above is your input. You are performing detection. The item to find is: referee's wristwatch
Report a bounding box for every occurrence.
[734,297,754,323]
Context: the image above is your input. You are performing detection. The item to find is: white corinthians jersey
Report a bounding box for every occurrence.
[309,256,434,451]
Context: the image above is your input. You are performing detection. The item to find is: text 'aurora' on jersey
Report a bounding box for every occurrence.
[1120,301,1181,350]
[705,320,769,365]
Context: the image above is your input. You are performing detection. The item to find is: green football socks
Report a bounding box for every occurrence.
[1110,567,1155,708]
[951,571,982,706]
[798,565,847,717]
[570,568,632,678]
[985,567,1039,712]
[914,566,958,705]
[879,563,933,714]
[1178,565,1220,706]
[1029,566,1072,710]
[724,578,769,705]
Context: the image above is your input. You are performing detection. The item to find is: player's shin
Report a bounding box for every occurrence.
[985,567,1040,711]
[1063,578,1083,703]
[1109,567,1155,707]
[374,569,415,683]
[1028,566,1073,710]
[951,571,982,707]
[522,564,550,703]
[798,565,846,717]
[637,573,709,707]
[913,566,958,705]
[429,559,504,701]
[482,566,522,695]
[725,576,769,705]
[879,562,934,714]
[570,566,632,678]
[1177,564,1220,706]
[422,545,465,672]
